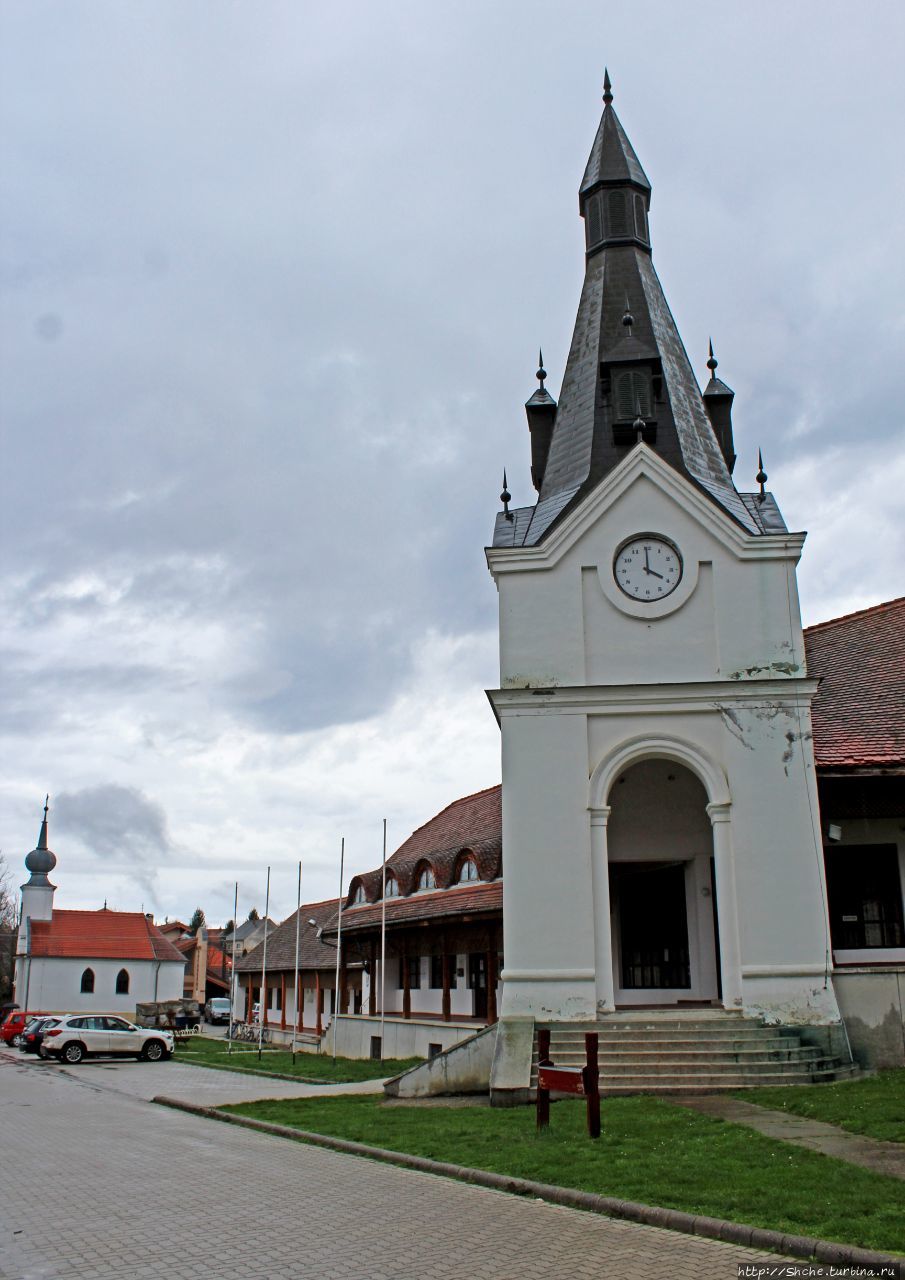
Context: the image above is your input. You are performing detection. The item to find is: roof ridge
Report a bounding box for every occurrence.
[804,595,905,633]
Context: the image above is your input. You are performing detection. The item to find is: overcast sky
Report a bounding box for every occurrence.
[2,1,903,926]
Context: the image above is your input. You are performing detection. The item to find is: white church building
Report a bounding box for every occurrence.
[13,802,185,1015]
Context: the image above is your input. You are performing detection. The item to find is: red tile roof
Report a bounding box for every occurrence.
[348,785,502,902]
[805,596,905,770]
[340,880,502,934]
[30,909,185,963]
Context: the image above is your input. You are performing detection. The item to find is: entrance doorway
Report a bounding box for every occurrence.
[607,759,720,1006]
[613,862,690,990]
[468,953,488,1018]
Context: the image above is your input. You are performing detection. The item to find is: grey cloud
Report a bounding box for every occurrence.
[53,785,172,907]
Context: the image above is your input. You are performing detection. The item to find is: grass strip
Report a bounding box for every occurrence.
[174,1035,422,1083]
[734,1069,905,1144]
[220,1094,905,1254]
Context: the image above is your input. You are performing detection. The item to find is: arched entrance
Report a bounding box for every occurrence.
[607,759,720,1006]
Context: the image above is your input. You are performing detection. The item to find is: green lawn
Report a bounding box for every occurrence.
[220,1094,904,1254]
[174,1035,422,1083]
[735,1069,905,1144]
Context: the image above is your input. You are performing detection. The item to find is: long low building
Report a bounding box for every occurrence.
[236,596,905,1069]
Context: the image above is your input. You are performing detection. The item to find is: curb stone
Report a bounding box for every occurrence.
[153,1095,904,1275]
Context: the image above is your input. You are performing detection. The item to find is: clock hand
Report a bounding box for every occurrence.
[647,568,664,579]
[644,547,651,573]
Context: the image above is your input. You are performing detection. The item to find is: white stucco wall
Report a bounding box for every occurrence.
[14,955,184,1014]
[488,447,842,1029]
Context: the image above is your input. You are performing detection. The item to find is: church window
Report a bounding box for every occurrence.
[416,864,436,892]
[633,193,648,242]
[115,968,130,995]
[80,968,95,994]
[614,368,652,419]
[607,190,629,237]
[824,845,904,950]
[457,856,478,883]
[384,875,398,898]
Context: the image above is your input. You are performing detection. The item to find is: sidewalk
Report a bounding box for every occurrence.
[676,1096,905,1180]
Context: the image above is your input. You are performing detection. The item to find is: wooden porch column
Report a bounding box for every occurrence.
[246,980,253,1021]
[296,974,303,1030]
[486,937,498,1025]
[402,940,411,1020]
[368,939,377,1016]
[315,971,322,1036]
[280,973,286,1030]
[441,951,451,1022]
[339,954,348,1016]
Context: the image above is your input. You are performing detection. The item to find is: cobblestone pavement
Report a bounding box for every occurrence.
[1,1053,791,1280]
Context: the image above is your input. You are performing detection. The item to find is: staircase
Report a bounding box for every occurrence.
[532,1011,857,1096]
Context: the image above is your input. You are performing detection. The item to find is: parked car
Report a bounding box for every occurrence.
[203,997,232,1024]
[18,1016,61,1055]
[1,1010,49,1047]
[42,1014,174,1064]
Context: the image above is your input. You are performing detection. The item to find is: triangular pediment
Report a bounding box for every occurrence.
[487,444,803,574]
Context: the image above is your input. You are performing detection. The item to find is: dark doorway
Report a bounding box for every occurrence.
[468,952,488,1018]
[613,862,691,989]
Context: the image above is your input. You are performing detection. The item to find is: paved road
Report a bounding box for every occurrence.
[1,1052,789,1280]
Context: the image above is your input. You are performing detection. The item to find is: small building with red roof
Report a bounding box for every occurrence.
[13,804,185,1015]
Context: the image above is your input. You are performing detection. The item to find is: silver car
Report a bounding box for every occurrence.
[42,1015,174,1064]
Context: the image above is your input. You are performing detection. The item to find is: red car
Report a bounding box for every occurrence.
[1,1011,50,1046]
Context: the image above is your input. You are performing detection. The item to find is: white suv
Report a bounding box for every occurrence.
[42,1015,174,1064]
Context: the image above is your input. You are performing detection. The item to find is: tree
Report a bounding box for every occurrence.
[222,919,235,935]
[0,852,18,1003]
[188,907,205,935]
[246,907,260,922]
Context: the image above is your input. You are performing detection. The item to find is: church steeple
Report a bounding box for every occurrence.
[579,70,652,255]
[495,74,761,548]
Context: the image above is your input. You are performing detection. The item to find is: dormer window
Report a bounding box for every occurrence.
[351,884,366,906]
[457,857,478,884]
[384,875,398,898]
[416,865,436,892]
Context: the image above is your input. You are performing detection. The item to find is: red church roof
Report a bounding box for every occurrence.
[805,596,905,771]
[30,909,185,963]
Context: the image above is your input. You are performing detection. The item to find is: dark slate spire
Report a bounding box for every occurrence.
[500,78,759,547]
[703,339,737,474]
[525,348,557,492]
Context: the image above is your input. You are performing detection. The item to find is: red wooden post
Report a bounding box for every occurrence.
[441,951,451,1022]
[536,1028,552,1131]
[583,1032,601,1139]
[280,973,286,1030]
[315,971,322,1035]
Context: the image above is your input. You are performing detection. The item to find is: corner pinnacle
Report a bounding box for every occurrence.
[602,68,613,106]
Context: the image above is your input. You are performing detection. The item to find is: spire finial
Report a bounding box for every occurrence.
[38,795,49,849]
[536,349,546,390]
[634,399,646,444]
[707,338,718,374]
[756,449,768,502]
[602,68,613,106]
[622,294,634,333]
[500,469,513,521]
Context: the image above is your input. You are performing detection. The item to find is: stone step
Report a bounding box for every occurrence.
[542,1036,806,1055]
[539,1059,832,1080]
[531,1064,857,1091]
[534,1047,823,1067]
[544,1027,798,1042]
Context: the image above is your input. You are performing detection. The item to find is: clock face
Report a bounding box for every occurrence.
[614,535,682,601]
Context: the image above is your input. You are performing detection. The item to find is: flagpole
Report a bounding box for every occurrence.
[292,859,301,1064]
[379,818,387,1061]
[332,837,345,1063]
[227,881,238,1055]
[258,865,271,1061]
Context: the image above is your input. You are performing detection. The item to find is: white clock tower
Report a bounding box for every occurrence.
[486,76,842,1044]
